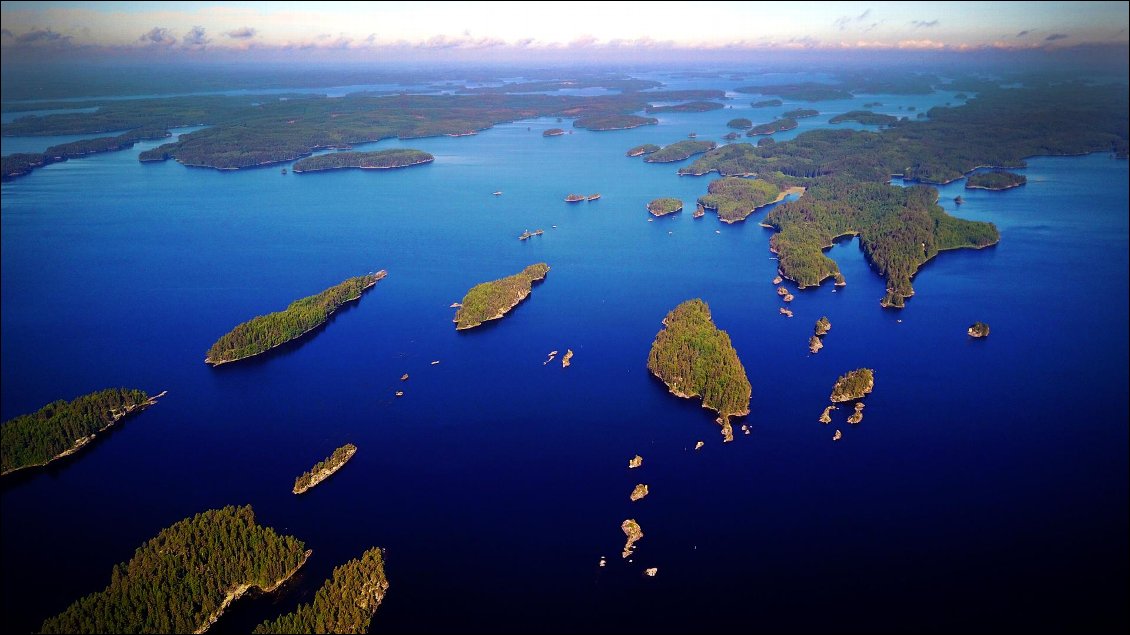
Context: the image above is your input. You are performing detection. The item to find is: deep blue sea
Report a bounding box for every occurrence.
[2,73,1127,633]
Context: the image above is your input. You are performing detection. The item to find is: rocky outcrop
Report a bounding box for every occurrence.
[622,519,644,558]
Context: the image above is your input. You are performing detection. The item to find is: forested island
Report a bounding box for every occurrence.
[454,264,549,330]
[645,101,724,113]
[696,176,783,223]
[292,149,433,172]
[647,299,751,441]
[627,144,660,157]
[727,118,753,129]
[206,270,387,366]
[723,132,741,141]
[643,140,716,163]
[647,198,684,216]
[968,321,991,338]
[40,505,310,634]
[573,114,658,131]
[751,99,783,108]
[2,127,170,179]
[783,109,819,119]
[543,128,566,136]
[829,110,900,126]
[2,388,160,476]
[966,171,1026,190]
[830,368,875,402]
[293,444,358,494]
[252,547,388,634]
[747,118,798,136]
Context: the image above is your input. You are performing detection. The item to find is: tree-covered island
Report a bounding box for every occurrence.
[291,149,433,172]
[783,108,820,119]
[645,101,725,114]
[727,118,753,129]
[454,264,550,330]
[206,270,387,366]
[747,118,799,136]
[829,110,900,126]
[2,127,171,179]
[573,114,658,131]
[829,368,875,402]
[647,299,751,441]
[627,144,661,157]
[751,99,784,108]
[965,171,1026,190]
[643,140,717,163]
[293,444,358,494]
[647,198,684,216]
[697,176,792,223]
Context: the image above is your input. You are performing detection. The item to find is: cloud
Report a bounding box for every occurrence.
[14,28,72,45]
[183,26,209,48]
[1016,30,1030,38]
[1045,33,1069,41]
[139,27,176,46]
[224,27,257,40]
[911,20,940,28]
[834,9,872,31]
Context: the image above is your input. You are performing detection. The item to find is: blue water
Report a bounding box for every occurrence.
[1,77,1127,633]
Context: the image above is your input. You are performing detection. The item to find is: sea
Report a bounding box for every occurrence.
[2,71,1127,633]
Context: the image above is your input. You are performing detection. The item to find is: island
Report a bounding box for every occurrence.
[966,171,1027,190]
[587,193,601,201]
[562,349,574,367]
[819,405,836,423]
[954,195,965,205]
[830,368,875,402]
[626,144,661,157]
[2,388,161,476]
[573,114,658,131]
[206,270,387,366]
[814,316,831,336]
[252,547,388,634]
[783,108,820,119]
[291,149,433,173]
[628,455,643,469]
[518,229,544,240]
[3,126,171,179]
[622,519,643,558]
[746,118,798,136]
[645,101,724,113]
[643,140,717,163]
[293,443,358,494]
[630,484,649,501]
[647,299,751,441]
[40,505,310,634]
[723,131,741,141]
[829,110,900,126]
[751,99,784,108]
[564,193,586,202]
[808,335,824,354]
[968,321,991,338]
[727,118,753,129]
[454,263,550,330]
[697,176,783,223]
[694,203,706,218]
[647,198,684,216]
[543,128,566,137]
[847,402,865,424]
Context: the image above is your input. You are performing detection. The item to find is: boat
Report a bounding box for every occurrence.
[492,191,502,196]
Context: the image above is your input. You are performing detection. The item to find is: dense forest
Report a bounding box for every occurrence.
[830,368,875,402]
[454,264,550,330]
[626,144,661,157]
[252,548,388,634]
[647,299,751,420]
[206,271,386,365]
[783,109,820,119]
[829,110,900,126]
[292,149,433,173]
[2,127,170,179]
[747,118,798,136]
[40,505,308,634]
[572,114,658,131]
[965,171,1026,190]
[294,444,358,494]
[2,388,152,475]
[727,118,753,129]
[697,177,782,223]
[643,140,716,163]
[647,198,684,216]
[645,101,724,114]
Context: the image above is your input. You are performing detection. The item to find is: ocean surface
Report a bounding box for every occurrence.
[2,73,1127,633]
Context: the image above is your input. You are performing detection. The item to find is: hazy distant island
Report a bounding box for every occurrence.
[750,99,784,108]
[697,176,795,223]
[829,110,900,126]
[783,108,820,119]
[747,118,798,136]
[736,83,853,101]
[293,443,358,494]
[573,114,658,131]
[643,140,717,163]
[252,547,388,634]
[292,149,433,173]
[966,171,1026,190]
[543,128,566,137]
[727,118,753,129]
[627,144,660,157]
[647,197,684,216]
[968,321,991,338]
[454,263,549,330]
[2,127,171,179]
[647,299,751,441]
[40,505,310,634]
[830,368,875,402]
[206,270,387,366]
[1,388,162,476]
[646,101,725,114]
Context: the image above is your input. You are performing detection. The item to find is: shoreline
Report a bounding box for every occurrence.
[194,549,313,634]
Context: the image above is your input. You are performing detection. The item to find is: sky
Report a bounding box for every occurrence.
[1,1,1127,63]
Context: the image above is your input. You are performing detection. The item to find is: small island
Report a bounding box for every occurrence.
[783,108,820,119]
[727,118,753,129]
[697,176,784,223]
[751,99,784,108]
[626,144,661,157]
[814,316,831,336]
[622,519,643,558]
[293,443,358,494]
[291,149,433,173]
[206,271,387,366]
[847,402,865,424]
[564,193,586,202]
[723,131,741,141]
[574,114,658,131]
[966,171,1027,190]
[543,128,566,137]
[454,263,550,330]
[808,335,824,354]
[647,198,684,216]
[829,110,900,126]
[746,118,798,136]
[647,299,751,441]
[2,388,161,476]
[643,140,717,163]
[628,455,643,469]
[630,484,649,502]
[819,405,836,424]
[968,321,991,338]
[830,368,875,403]
[646,101,724,113]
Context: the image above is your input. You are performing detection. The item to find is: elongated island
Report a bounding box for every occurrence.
[2,388,163,476]
[454,263,549,330]
[830,368,875,402]
[293,443,358,494]
[206,270,387,366]
[291,149,433,173]
[747,118,798,136]
[966,171,1026,190]
[627,144,661,157]
[647,299,751,441]
[644,140,717,163]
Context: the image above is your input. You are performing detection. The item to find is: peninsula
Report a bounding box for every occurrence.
[454,263,550,330]
[627,144,660,157]
[644,140,717,163]
[2,127,171,179]
[291,149,433,172]
[830,368,875,402]
[40,505,309,634]
[206,270,387,366]
[2,388,161,476]
[696,176,783,223]
[647,198,684,216]
[966,171,1026,190]
[293,444,358,494]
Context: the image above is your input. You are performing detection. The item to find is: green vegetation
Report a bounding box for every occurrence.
[735,83,853,101]
[293,444,358,494]
[829,111,900,126]
[747,118,798,136]
[723,132,741,141]
[647,198,684,216]
[206,271,386,365]
[830,368,875,402]
[573,114,658,131]
[40,505,308,634]
[751,99,783,108]
[292,149,433,173]
[2,388,153,475]
[253,548,388,634]
[2,127,170,179]
[454,264,550,330]
[2,153,51,179]
[784,108,819,119]
[626,144,661,157]
[543,128,566,136]
[966,171,1026,190]
[968,321,991,338]
[647,299,751,419]
[644,140,717,163]
[727,118,753,129]
[645,101,724,114]
[697,177,781,223]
